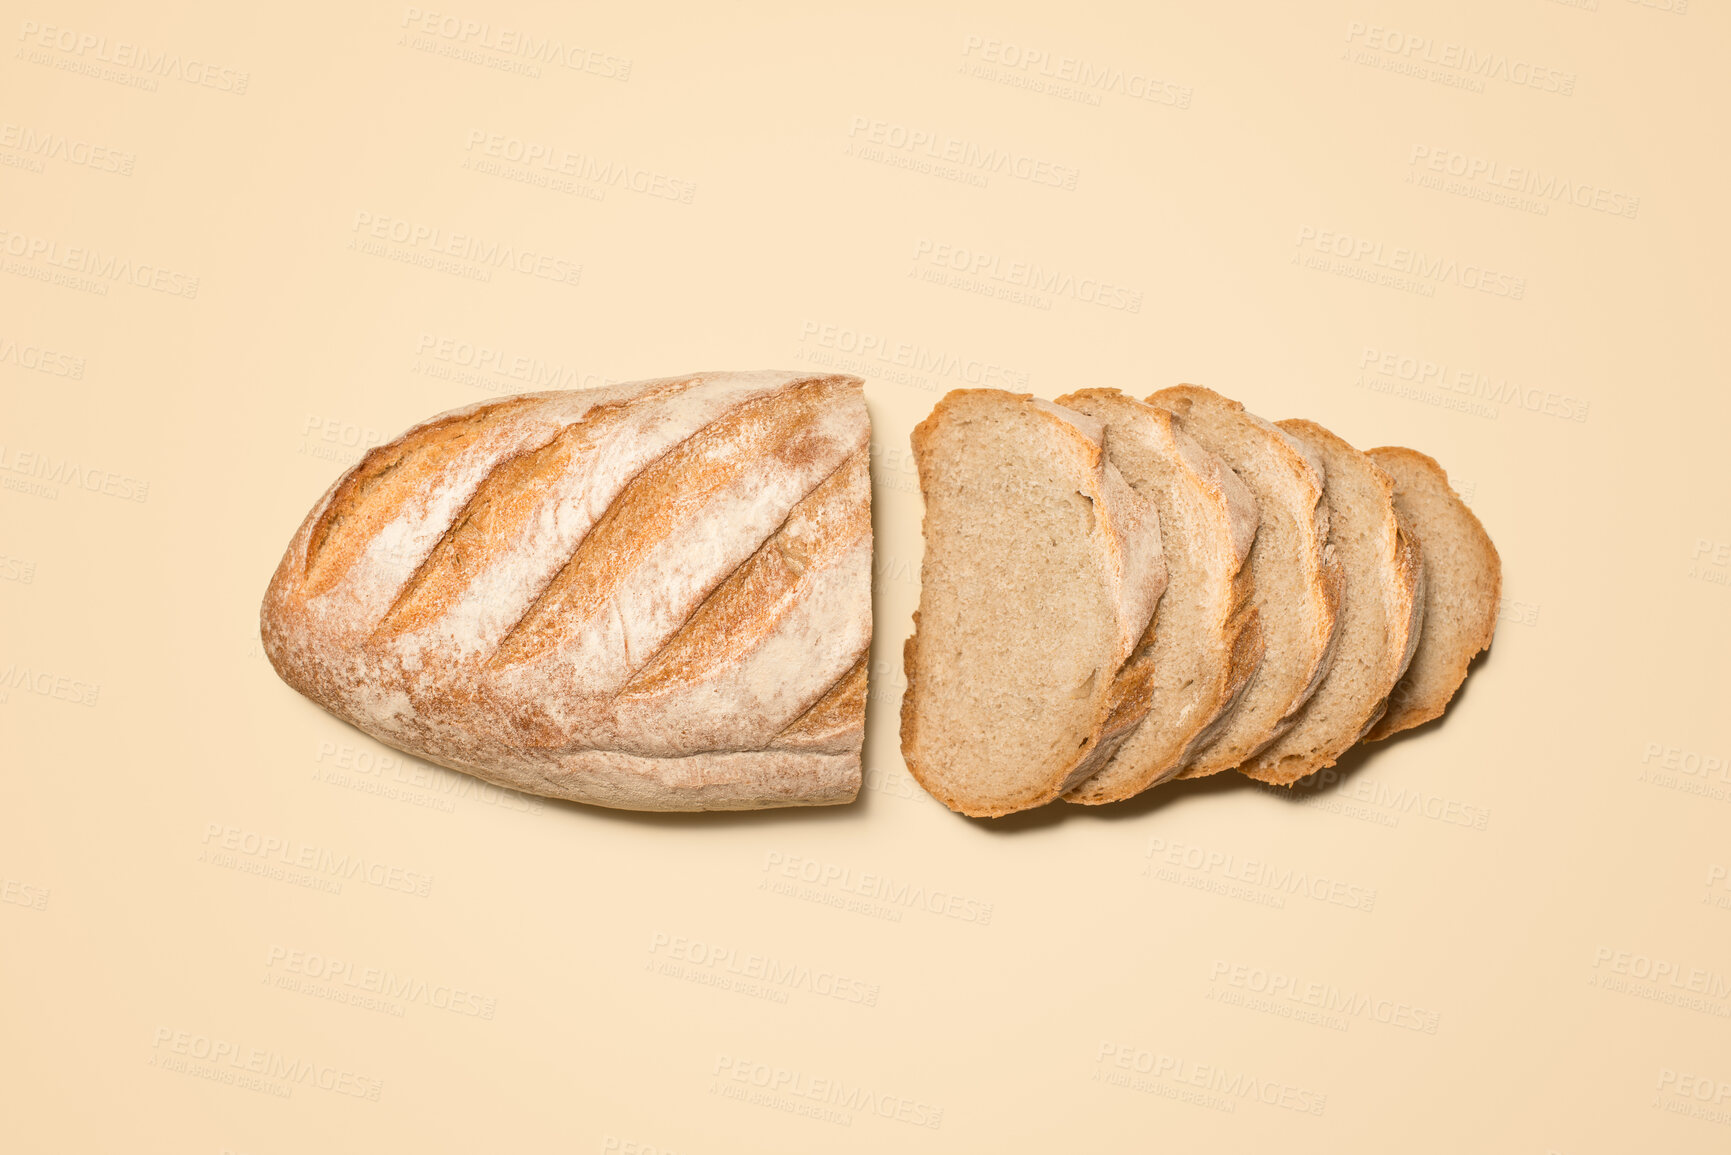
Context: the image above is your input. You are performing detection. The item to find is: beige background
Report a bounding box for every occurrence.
[4,1,1728,1150]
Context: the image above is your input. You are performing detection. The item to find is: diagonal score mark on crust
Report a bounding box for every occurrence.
[370,433,575,640]
[627,434,864,678]
[301,396,544,598]
[370,378,700,642]
[616,445,870,698]
[487,376,861,671]
[770,652,869,746]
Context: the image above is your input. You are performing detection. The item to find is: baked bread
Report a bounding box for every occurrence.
[1363,447,1500,740]
[1055,389,1264,805]
[1240,420,1424,784]
[261,370,873,811]
[1146,386,1343,778]
[899,390,1166,817]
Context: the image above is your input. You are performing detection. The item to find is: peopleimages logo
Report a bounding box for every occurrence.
[648,932,880,1007]
[1358,346,1588,423]
[463,131,696,203]
[1267,764,1492,831]
[1094,1042,1327,1115]
[350,211,582,287]
[1641,741,1731,783]
[1144,837,1377,912]
[0,335,85,378]
[1408,146,1639,220]
[200,823,435,898]
[711,1056,943,1129]
[845,116,1079,190]
[798,320,1030,391]
[1294,227,1525,300]
[910,239,1143,312]
[0,123,134,175]
[960,35,1193,108]
[0,228,200,298]
[399,8,631,79]
[1343,21,1576,95]
[313,739,545,815]
[1208,960,1441,1033]
[149,1028,383,1100]
[0,661,100,707]
[1656,1069,1731,1107]
[16,21,251,93]
[264,945,497,1019]
[1590,947,1731,1017]
[1,877,51,911]
[759,851,994,925]
[413,333,616,394]
[0,444,149,502]
[0,553,38,585]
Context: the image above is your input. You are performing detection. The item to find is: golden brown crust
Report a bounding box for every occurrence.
[491,377,856,671]
[773,655,869,753]
[1174,601,1264,780]
[1094,644,1159,751]
[260,371,872,812]
[373,386,686,642]
[1354,516,1425,740]
[1291,528,1346,720]
[1362,446,1500,741]
[622,445,870,696]
[303,397,544,598]
[898,625,923,792]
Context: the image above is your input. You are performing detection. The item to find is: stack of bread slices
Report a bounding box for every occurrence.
[899,386,1501,818]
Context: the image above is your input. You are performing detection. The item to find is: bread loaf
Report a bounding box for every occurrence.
[899,390,1166,817]
[260,370,873,811]
[1055,389,1264,805]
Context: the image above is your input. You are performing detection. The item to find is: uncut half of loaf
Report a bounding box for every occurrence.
[260,371,873,812]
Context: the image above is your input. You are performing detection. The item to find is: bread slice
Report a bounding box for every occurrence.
[1239,420,1424,784]
[1146,386,1343,778]
[1055,389,1264,804]
[1363,447,1500,740]
[900,390,1166,817]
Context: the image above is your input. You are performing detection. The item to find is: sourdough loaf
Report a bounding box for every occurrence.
[1056,389,1264,805]
[1363,447,1500,740]
[1241,420,1424,784]
[1146,386,1343,778]
[899,390,1166,817]
[261,370,873,811]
